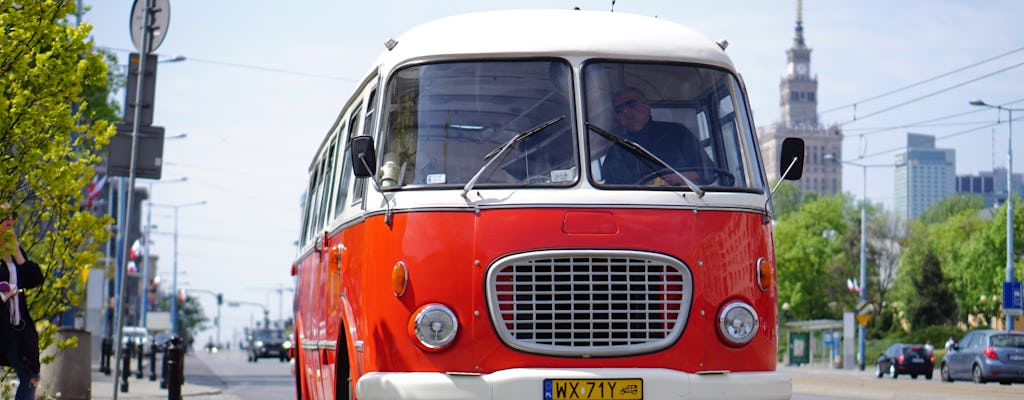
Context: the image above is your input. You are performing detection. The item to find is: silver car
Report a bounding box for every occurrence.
[940,329,1024,384]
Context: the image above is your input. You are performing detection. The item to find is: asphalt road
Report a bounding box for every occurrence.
[180,352,1024,400]
[787,365,1024,399]
[187,348,295,400]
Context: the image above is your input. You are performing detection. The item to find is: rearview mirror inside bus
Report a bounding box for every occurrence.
[780,137,804,181]
[350,136,377,178]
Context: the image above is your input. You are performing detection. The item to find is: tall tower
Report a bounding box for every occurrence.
[780,4,818,129]
[758,0,843,195]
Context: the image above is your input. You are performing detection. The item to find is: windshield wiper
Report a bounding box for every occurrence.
[461,116,565,198]
[586,121,705,197]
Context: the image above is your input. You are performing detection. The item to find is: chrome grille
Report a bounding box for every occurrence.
[486,250,692,356]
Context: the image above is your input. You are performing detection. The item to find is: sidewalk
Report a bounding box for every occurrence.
[88,352,226,399]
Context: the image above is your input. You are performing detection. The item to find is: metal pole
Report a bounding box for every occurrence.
[171,206,179,334]
[1008,108,1015,332]
[113,3,154,398]
[859,164,867,370]
[140,195,151,328]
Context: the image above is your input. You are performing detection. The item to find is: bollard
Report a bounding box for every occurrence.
[150,342,159,381]
[120,341,132,392]
[159,342,168,389]
[100,336,112,374]
[166,336,184,400]
[136,339,145,379]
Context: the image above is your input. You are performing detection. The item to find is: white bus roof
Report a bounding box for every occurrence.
[374,9,736,72]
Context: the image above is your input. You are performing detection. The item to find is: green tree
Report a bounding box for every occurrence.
[0,0,114,374]
[774,194,852,319]
[905,251,957,328]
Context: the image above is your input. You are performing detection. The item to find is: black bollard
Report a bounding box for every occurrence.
[167,336,184,400]
[136,339,145,379]
[100,337,112,374]
[120,341,132,392]
[160,343,168,389]
[150,342,159,381]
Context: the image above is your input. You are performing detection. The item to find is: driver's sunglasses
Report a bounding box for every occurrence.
[614,99,640,114]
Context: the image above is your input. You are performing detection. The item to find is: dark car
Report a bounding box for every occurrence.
[941,329,1024,384]
[247,328,288,362]
[876,343,934,380]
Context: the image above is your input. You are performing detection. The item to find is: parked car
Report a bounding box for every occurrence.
[246,327,288,362]
[941,329,1024,384]
[121,326,151,353]
[876,343,934,379]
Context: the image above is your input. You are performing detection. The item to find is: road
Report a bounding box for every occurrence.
[187,348,294,400]
[179,352,1024,400]
[787,365,1024,399]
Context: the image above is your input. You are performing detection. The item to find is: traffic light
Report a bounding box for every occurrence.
[216,293,223,305]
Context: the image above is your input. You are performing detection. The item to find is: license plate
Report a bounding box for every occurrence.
[911,357,924,363]
[1010,354,1024,361]
[544,379,642,400]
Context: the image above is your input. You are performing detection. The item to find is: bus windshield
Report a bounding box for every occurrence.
[379,60,577,189]
[584,62,765,191]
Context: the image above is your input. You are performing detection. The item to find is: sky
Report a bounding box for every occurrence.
[79,0,1024,346]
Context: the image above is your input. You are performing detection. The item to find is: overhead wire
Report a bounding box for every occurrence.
[821,46,1024,115]
[836,61,1024,126]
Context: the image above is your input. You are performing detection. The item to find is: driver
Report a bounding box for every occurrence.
[600,87,708,185]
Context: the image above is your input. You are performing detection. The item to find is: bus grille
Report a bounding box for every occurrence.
[486,250,692,357]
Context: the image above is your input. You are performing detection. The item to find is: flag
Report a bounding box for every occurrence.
[85,175,107,208]
[129,239,142,260]
[127,260,138,275]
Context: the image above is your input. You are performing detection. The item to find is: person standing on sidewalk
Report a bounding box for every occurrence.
[0,203,44,400]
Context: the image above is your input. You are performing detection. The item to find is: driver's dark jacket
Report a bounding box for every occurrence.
[600,120,704,184]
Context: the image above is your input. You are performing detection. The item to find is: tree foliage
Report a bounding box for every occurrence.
[895,194,1021,327]
[774,194,852,320]
[1,0,115,372]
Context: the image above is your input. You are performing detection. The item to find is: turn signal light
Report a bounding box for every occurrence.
[756,258,773,291]
[392,262,408,297]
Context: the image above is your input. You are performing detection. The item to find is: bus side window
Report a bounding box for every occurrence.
[348,103,365,207]
[334,122,352,218]
[299,169,317,246]
[320,136,339,221]
[352,89,377,206]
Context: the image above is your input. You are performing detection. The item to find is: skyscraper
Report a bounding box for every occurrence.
[894,133,956,220]
[758,1,843,194]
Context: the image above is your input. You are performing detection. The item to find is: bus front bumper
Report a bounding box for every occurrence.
[355,368,791,400]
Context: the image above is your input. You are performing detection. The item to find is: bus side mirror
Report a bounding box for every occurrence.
[350,136,377,178]
[780,137,804,181]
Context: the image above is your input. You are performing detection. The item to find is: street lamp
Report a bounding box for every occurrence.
[151,200,206,335]
[970,99,1022,331]
[823,153,888,370]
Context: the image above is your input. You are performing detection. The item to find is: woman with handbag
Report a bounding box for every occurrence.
[0,203,43,400]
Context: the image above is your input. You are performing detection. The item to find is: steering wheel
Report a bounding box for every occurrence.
[634,166,735,186]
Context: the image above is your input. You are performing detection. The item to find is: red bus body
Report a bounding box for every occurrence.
[293,10,799,400]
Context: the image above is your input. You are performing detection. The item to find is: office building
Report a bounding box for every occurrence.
[894,133,956,220]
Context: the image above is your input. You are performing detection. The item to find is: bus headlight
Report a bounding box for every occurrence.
[409,303,458,351]
[717,301,758,346]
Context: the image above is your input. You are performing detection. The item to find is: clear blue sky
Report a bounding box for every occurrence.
[80,0,1024,345]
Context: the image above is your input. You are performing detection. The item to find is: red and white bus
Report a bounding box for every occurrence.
[292,9,803,400]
